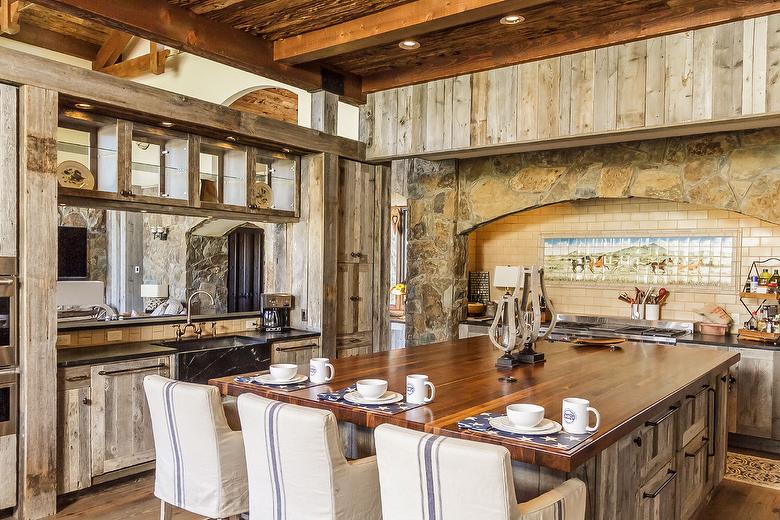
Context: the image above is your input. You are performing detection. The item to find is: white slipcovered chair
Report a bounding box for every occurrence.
[237,393,382,520]
[374,423,587,520]
[143,375,248,520]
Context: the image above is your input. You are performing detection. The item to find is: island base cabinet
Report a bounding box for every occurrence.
[90,357,171,477]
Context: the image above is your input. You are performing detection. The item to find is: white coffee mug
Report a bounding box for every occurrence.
[406,374,435,404]
[562,397,600,434]
[309,357,334,384]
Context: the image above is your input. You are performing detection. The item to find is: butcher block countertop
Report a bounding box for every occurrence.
[211,336,739,472]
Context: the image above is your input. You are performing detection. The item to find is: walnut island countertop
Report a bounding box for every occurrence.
[211,336,738,472]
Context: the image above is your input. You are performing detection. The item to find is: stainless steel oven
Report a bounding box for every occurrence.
[0,257,16,369]
[0,372,16,438]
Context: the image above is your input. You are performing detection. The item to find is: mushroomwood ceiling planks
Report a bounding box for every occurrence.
[167,0,416,40]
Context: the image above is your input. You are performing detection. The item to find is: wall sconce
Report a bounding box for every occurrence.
[152,226,169,241]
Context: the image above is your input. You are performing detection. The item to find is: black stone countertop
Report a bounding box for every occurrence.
[57,328,321,368]
[57,311,264,331]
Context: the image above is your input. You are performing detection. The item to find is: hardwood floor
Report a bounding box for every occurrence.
[46,472,199,520]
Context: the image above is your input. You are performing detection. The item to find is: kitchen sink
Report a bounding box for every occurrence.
[155,335,265,352]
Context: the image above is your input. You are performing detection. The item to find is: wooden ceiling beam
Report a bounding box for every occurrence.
[362,1,780,93]
[0,0,21,34]
[2,21,101,60]
[92,29,133,69]
[274,0,550,65]
[98,45,170,79]
[34,0,364,103]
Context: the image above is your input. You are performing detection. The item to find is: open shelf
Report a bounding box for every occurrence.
[740,292,780,300]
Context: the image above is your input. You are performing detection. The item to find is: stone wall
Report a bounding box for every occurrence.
[405,159,467,346]
[142,213,201,304]
[458,127,780,233]
[186,234,228,314]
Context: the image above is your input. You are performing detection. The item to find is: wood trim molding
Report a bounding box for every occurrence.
[0,45,365,161]
[17,84,59,519]
[273,0,549,65]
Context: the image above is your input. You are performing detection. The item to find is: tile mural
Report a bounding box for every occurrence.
[542,235,735,288]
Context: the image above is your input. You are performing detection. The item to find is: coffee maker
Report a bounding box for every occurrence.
[261,293,292,332]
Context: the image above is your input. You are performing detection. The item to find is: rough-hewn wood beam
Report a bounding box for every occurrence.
[99,46,170,78]
[362,2,780,93]
[0,0,21,34]
[2,21,101,60]
[34,0,363,103]
[274,0,549,65]
[92,29,133,70]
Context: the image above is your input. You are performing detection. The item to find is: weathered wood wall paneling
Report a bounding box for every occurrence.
[364,14,780,160]
[17,85,58,519]
[0,83,16,258]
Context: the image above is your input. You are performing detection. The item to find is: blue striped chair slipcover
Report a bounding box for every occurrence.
[237,393,382,520]
[374,423,586,520]
[144,375,248,520]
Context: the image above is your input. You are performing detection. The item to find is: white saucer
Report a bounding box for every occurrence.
[488,417,562,435]
[253,374,308,385]
[343,391,403,405]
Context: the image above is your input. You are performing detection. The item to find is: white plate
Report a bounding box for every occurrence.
[489,417,562,435]
[343,391,404,405]
[252,374,308,385]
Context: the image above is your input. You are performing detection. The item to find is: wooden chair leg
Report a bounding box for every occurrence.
[160,500,173,520]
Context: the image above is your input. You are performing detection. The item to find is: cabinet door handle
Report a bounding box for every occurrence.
[644,406,678,427]
[98,363,167,376]
[642,469,677,499]
[0,279,13,285]
[684,437,709,457]
[65,375,90,382]
[350,296,360,302]
[707,387,716,457]
[275,344,319,352]
[351,252,363,258]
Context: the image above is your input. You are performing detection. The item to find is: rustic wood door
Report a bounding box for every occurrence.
[730,347,775,438]
[89,357,170,476]
[337,160,375,264]
[227,227,264,312]
[57,366,92,494]
[336,263,374,357]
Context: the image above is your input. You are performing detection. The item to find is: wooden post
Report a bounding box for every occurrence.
[311,90,339,135]
[320,153,339,358]
[17,85,58,519]
[372,165,391,352]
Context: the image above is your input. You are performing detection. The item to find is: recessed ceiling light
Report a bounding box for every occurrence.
[226,136,237,142]
[500,14,525,25]
[160,121,175,128]
[75,102,93,109]
[281,148,291,153]
[398,40,420,50]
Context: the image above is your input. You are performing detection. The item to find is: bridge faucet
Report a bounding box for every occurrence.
[173,290,215,340]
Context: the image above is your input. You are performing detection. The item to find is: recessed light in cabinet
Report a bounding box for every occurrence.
[500,14,525,25]
[398,40,420,50]
[75,102,93,109]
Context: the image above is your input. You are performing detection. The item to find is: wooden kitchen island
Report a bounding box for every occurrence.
[212,336,739,520]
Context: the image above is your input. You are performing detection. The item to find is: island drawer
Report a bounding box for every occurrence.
[680,433,710,520]
[637,405,678,481]
[638,460,677,520]
[271,338,321,365]
[680,383,710,448]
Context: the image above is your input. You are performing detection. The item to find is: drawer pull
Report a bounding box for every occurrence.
[0,279,13,285]
[644,406,678,427]
[349,296,361,302]
[642,469,677,499]
[65,375,90,382]
[275,344,318,352]
[685,437,709,457]
[686,384,710,399]
[98,363,167,376]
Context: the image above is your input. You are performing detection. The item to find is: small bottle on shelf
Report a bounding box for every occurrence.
[759,268,772,286]
[751,275,760,293]
[747,312,758,330]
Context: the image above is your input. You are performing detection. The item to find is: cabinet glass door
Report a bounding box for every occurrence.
[56,117,119,195]
[130,126,190,201]
[251,148,299,213]
[198,139,247,207]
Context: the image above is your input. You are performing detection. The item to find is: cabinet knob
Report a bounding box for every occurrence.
[351,252,363,258]
[349,296,360,302]
[82,397,91,406]
[120,189,134,197]
[633,436,642,447]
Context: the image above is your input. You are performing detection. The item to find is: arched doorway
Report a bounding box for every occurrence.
[228,87,299,124]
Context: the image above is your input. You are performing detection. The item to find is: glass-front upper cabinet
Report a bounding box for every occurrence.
[128,124,191,202]
[198,138,248,208]
[250,148,300,215]
[56,112,120,196]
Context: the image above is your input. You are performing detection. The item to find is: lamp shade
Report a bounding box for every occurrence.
[493,266,521,288]
[141,284,169,298]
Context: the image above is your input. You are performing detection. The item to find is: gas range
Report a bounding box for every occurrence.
[545,315,693,345]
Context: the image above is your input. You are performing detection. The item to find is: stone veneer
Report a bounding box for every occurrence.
[404,127,780,345]
[405,159,467,346]
[458,127,780,233]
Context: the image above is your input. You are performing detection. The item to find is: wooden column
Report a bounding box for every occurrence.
[17,85,58,519]
[311,91,339,135]
[320,153,339,358]
[372,165,391,352]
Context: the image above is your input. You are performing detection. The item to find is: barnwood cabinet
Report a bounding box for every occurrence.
[56,356,172,494]
[336,160,378,358]
[271,337,321,365]
[0,83,16,258]
[728,347,778,439]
